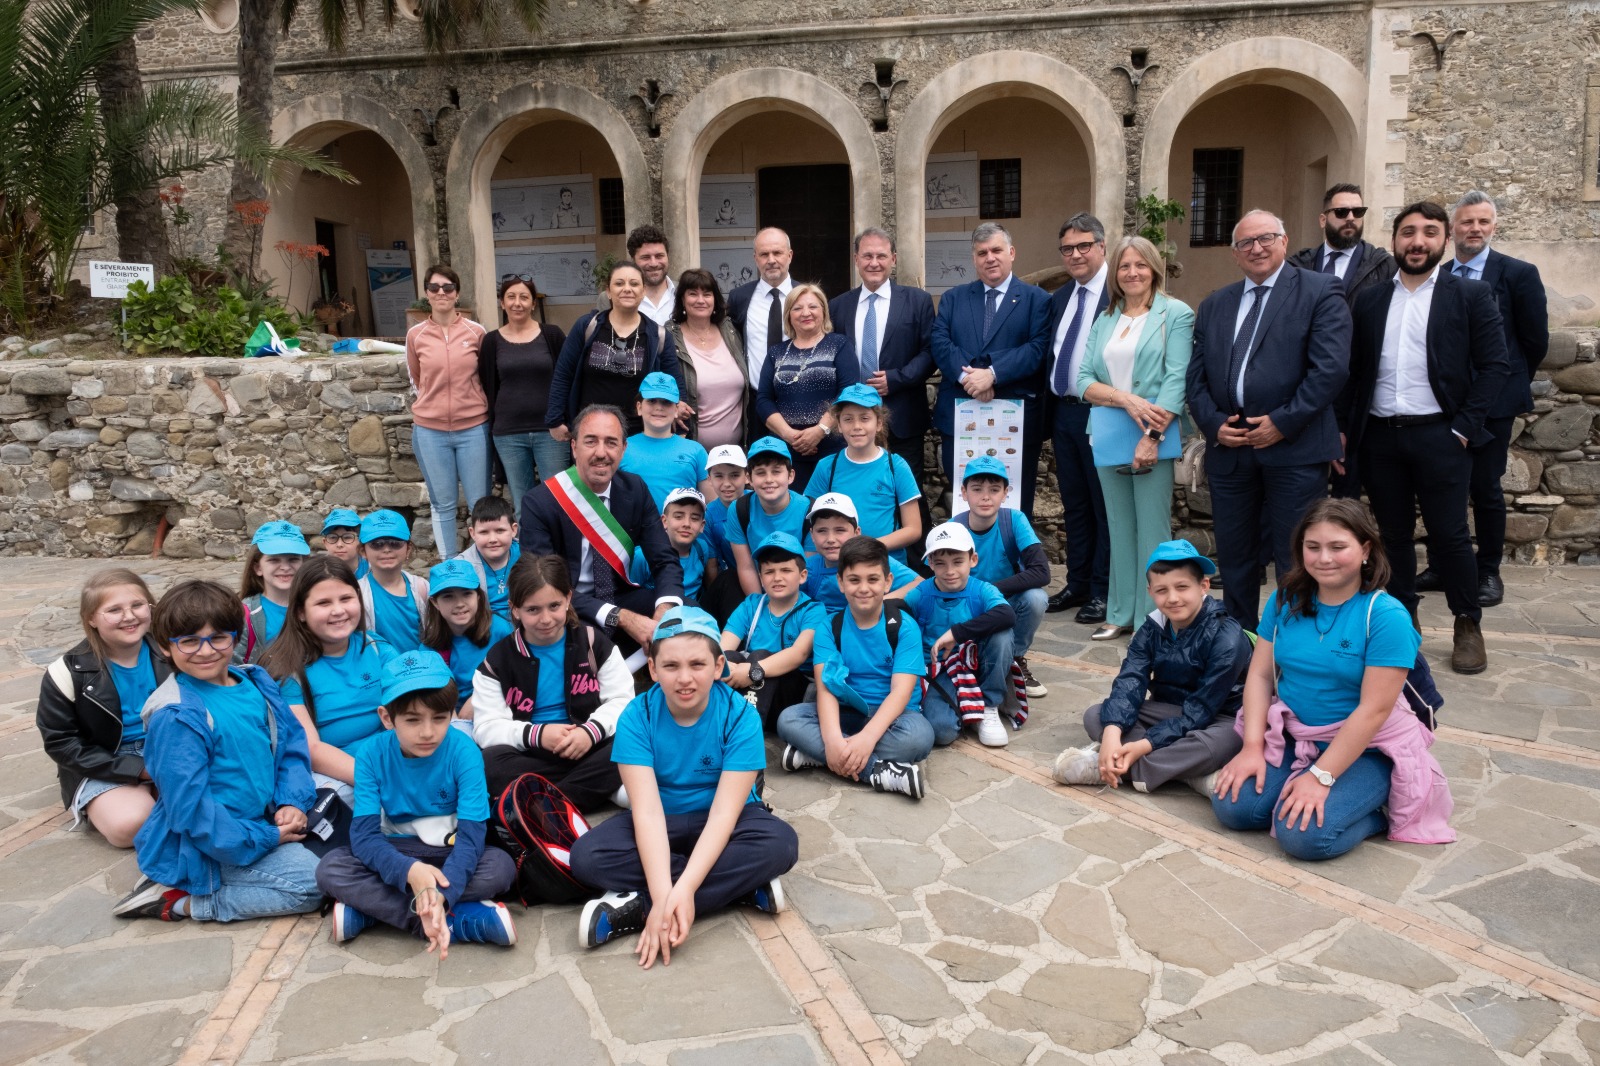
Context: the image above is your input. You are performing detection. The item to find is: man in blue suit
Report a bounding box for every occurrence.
[1414,190,1549,607]
[830,227,935,484]
[1186,209,1352,630]
[931,222,1052,511]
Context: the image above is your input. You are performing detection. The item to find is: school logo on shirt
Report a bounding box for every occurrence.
[700,755,713,767]
[437,785,452,802]
[1339,639,1353,651]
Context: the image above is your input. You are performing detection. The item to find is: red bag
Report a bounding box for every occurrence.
[493,773,593,905]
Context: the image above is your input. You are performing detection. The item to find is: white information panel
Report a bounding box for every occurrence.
[950,398,1024,515]
[89,261,155,299]
[365,249,414,337]
[490,174,596,238]
[493,244,599,305]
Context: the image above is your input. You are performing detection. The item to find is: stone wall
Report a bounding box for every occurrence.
[0,332,1598,564]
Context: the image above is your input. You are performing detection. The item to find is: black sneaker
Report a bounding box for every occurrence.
[113,876,189,921]
[781,744,824,771]
[1015,656,1047,698]
[868,760,926,800]
[737,877,787,915]
[579,891,647,948]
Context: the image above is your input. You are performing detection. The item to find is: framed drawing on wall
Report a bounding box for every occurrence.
[494,244,599,305]
[925,153,979,218]
[699,175,757,237]
[490,175,597,238]
[700,240,757,292]
[925,233,976,294]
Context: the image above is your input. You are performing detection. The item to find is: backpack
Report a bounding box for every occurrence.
[822,451,903,534]
[905,581,990,639]
[831,600,905,654]
[494,773,594,905]
[1364,593,1444,730]
[952,510,1021,574]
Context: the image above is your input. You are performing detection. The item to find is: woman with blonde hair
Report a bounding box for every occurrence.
[755,282,860,486]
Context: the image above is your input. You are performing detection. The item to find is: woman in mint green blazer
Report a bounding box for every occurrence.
[1075,236,1195,639]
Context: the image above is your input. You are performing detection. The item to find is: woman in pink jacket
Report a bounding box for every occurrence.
[1211,498,1454,859]
[405,264,490,558]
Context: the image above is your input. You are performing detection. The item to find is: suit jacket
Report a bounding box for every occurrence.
[1076,292,1196,414]
[518,470,683,628]
[1288,241,1397,308]
[830,284,936,440]
[1473,249,1549,417]
[1186,264,1352,469]
[1341,269,1511,455]
[727,280,756,335]
[929,276,1052,427]
[1045,279,1112,399]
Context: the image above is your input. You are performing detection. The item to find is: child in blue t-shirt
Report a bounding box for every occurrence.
[728,436,812,595]
[423,559,515,724]
[802,492,921,613]
[570,608,799,964]
[315,649,518,951]
[704,444,749,573]
[321,508,368,580]
[720,532,827,728]
[619,372,711,510]
[954,455,1052,699]
[237,521,311,663]
[777,536,933,800]
[804,384,922,563]
[906,522,1018,751]
[357,510,431,653]
[458,496,521,624]
[628,487,717,603]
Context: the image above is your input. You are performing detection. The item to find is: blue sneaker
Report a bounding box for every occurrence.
[331,901,375,943]
[738,877,786,915]
[580,891,646,948]
[446,901,517,946]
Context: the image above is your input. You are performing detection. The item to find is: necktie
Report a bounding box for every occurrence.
[1453,262,1471,279]
[1052,286,1089,397]
[982,287,1000,341]
[1322,251,1342,275]
[1228,286,1264,405]
[766,287,784,348]
[592,543,617,605]
[859,292,880,375]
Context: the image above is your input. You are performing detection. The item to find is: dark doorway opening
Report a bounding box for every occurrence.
[314,219,340,302]
[757,164,851,298]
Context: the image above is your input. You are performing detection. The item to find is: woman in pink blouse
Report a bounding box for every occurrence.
[667,268,748,449]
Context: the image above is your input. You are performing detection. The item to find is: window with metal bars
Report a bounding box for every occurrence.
[599,178,625,235]
[1190,148,1243,247]
[979,158,1021,219]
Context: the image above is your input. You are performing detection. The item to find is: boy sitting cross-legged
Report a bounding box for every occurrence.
[777,536,934,800]
[720,532,827,729]
[1052,540,1250,794]
[458,496,521,625]
[906,522,1022,750]
[953,456,1052,699]
[727,437,812,596]
[803,492,921,614]
[316,649,518,952]
[570,607,799,966]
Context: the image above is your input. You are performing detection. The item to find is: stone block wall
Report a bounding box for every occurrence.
[0,332,1597,563]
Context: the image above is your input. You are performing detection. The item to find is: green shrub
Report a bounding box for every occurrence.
[120,275,302,357]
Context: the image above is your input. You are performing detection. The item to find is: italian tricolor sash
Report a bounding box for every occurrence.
[548,467,637,585]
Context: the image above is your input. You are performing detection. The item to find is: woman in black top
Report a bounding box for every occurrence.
[756,283,859,487]
[479,274,569,509]
[546,261,682,439]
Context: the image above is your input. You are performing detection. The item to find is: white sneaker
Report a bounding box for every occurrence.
[1181,771,1219,798]
[1052,743,1102,786]
[610,785,631,809]
[974,706,1009,747]
[868,760,926,800]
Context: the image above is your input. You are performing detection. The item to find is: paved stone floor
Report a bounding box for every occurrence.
[1,557,1599,1065]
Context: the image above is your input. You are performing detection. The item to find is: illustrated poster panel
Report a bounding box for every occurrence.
[365,249,413,337]
[925,234,975,294]
[950,398,1024,515]
[925,152,979,218]
[490,174,596,238]
[700,240,758,293]
[494,244,598,305]
[699,175,757,237]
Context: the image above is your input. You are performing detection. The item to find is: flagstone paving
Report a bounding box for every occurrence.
[0,557,1599,1063]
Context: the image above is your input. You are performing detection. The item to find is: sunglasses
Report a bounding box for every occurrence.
[367,538,408,551]
[425,283,457,294]
[1327,207,1368,220]
[169,631,239,654]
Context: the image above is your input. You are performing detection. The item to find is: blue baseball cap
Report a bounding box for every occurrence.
[428,558,481,595]
[360,509,411,544]
[962,455,1010,484]
[747,436,792,466]
[251,521,310,556]
[652,606,723,645]
[322,508,361,534]
[754,531,806,564]
[381,648,455,707]
[1145,539,1218,576]
[639,372,680,403]
[834,382,882,409]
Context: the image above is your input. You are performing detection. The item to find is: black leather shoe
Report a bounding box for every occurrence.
[1048,588,1090,613]
[1478,574,1504,607]
[1415,568,1443,592]
[1075,598,1107,624]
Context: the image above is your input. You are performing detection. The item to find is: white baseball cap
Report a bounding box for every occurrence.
[663,487,706,510]
[923,521,976,559]
[706,444,747,469]
[808,492,859,522]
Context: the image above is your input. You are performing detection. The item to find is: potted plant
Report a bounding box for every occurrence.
[312,293,355,334]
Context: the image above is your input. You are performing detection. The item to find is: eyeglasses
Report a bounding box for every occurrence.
[169,632,239,654]
[425,283,457,294]
[1232,233,1283,252]
[367,538,408,551]
[1058,240,1102,257]
[1327,207,1368,220]
[323,532,358,545]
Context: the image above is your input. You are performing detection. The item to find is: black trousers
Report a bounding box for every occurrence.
[1360,418,1480,621]
[482,738,621,814]
[889,429,926,487]
[1467,416,1515,579]
[1050,396,1110,600]
[1205,448,1328,631]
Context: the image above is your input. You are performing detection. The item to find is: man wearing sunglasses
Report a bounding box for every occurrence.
[1289,184,1397,309]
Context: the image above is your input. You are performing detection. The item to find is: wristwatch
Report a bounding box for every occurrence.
[747,661,766,690]
[1145,428,1165,442]
[1307,764,1336,787]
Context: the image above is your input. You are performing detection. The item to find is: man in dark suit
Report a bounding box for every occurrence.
[1343,200,1509,674]
[1043,211,1112,624]
[520,404,683,666]
[1416,190,1549,606]
[829,227,935,483]
[726,227,795,394]
[930,222,1052,511]
[1187,209,1352,630]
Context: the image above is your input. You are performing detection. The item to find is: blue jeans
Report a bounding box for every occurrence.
[412,423,492,558]
[776,703,934,781]
[494,431,571,513]
[922,629,1017,746]
[187,842,322,922]
[1211,749,1393,861]
[1008,587,1048,657]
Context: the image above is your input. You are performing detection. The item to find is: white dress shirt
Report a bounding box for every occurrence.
[1320,243,1352,280]
[1232,262,1286,409]
[853,280,892,366]
[1372,264,1443,418]
[744,277,793,388]
[639,278,676,330]
[1050,262,1107,397]
[1452,247,1490,281]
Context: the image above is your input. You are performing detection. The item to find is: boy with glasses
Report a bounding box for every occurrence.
[320,508,368,579]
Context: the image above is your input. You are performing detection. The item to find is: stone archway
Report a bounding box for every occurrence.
[894,51,1126,288]
[659,67,883,270]
[447,85,651,316]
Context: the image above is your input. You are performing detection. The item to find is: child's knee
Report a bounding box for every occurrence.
[479,848,519,895]
[1081,703,1105,737]
[1210,792,1273,832]
[1274,821,1347,862]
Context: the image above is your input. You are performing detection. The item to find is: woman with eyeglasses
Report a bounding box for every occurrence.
[406,264,491,559]
[667,268,747,449]
[755,283,859,487]
[1076,236,1195,641]
[478,273,568,511]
